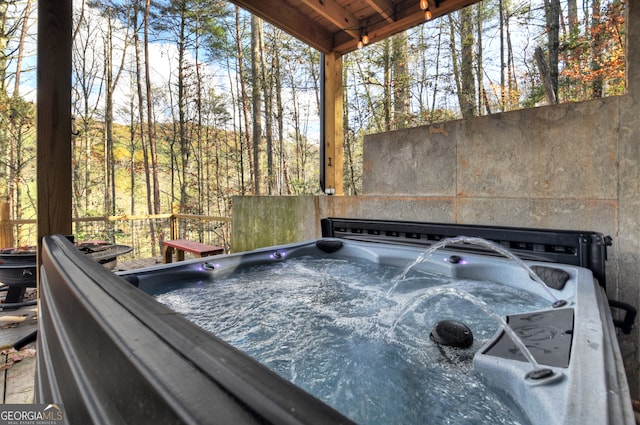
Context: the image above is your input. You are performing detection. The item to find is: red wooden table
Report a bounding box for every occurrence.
[162,239,224,263]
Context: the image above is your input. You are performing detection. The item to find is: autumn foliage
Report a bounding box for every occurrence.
[560,1,626,100]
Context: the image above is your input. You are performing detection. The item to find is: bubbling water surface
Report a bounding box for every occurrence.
[154,256,548,425]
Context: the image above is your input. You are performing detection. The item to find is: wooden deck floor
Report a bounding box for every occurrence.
[115,256,163,271]
[0,257,161,405]
[0,291,37,404]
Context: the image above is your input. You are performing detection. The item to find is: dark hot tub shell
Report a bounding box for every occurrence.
[35,218,635,424]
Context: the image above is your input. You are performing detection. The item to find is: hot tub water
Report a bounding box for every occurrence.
[152,255,550,425]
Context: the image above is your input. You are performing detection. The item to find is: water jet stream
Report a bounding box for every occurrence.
[387,236,562,304]
[389,286,549,376]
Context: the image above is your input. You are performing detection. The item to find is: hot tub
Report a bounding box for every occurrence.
[36,218,635,425]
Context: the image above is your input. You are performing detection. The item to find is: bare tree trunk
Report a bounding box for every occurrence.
[431,22,444,118]
[415,26,428,115]
[460,7,476,118]
[354,55,383,131]
[194,16,204,220]
[128,77,136,217]
[13,0,31,97]
[544,0,560,102]
[449,16,463,116]
[71,6,103,231]
[499,0,505,110]
[4,99,34,244]
[0,1,8,97]
[223,56,238,199]
[144,0,160,253]
[102,5,129,237]
[235,7,249,194]
[10,110,23,244]
[133,1,152,242]
[382,38,391,131]
[568,0,579,39]
[260,26,274,194]
[590,0,603,98]
[343,62,358,195]
[0,3,8,211]
[475,2,485,115]
[505,13,518,110]
[534,46,557,104]
[392,31,410,128]
[176,4,190,210]
[9,0,32,242]
[251,15,262,195]
[104,12,115,220]
[285,60,303,186]
[273,32,287,194]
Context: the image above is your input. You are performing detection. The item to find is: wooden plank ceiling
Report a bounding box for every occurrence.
[230,0,481,55]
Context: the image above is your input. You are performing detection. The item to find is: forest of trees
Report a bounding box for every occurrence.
[0,0,627,248]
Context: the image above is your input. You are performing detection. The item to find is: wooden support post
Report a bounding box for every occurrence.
[37,2,73,258]
[170,202,179,240]
[0,203,14,249]
[323,52,344,195]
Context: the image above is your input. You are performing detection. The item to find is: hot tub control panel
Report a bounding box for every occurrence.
[482,308,574,368]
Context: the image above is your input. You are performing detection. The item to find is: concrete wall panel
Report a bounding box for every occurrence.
[455,198,617,235]
[320,196,455,223]
[363,126,456,196]
[615,1,640,392]
[363,99,619,200]
[458,99,619,199]
[232,196,320,250]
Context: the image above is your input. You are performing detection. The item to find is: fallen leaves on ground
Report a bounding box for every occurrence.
[0,322,19,329]
[0,346,37,371]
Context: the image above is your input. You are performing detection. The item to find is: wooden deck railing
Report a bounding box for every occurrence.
[0,203,231,259]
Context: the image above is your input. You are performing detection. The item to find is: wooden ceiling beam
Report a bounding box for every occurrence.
[300,0,361,42]
[231,0,335,53]
[333,3,422,54]
[363,0,395,24]
[333,0,481,54]
[230,0,482,54]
